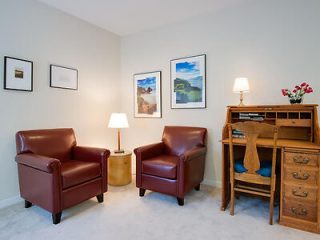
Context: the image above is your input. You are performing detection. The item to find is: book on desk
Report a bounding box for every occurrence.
[221,104,320,234]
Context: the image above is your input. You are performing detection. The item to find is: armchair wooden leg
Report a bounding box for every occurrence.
[177,198,184,206]
[24,200,32,208]
[139,188,146,197]
[194,184,200,191]
[96,194,104,203]
[52,212,62,224]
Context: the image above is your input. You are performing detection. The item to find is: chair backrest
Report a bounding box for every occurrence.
[228,121,278,176]
[16,128,76,161]
[162,126,207,156]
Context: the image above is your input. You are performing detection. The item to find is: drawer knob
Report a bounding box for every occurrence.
[292,189,308,198]
[293,156,310,164]
[292,172,310,180]
[291,207,308,216]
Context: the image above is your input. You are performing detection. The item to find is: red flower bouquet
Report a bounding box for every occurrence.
[281,82,313,104]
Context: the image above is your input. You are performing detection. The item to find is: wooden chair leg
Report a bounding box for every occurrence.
[52,212,62,224]
[230,188,235,216]
[177,198,184,206]
[269,192,275,225]
[139,188,146,197]
[194,184,200,191]
[96,194,104,203]
[24,200,32,208]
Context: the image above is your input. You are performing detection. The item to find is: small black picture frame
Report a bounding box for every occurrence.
[4,56,33,92]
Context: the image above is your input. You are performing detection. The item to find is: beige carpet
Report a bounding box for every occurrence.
[0,180,317,240]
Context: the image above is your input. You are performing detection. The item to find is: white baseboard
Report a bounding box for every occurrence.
[0,195,22,209]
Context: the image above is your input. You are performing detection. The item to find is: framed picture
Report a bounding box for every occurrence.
[4,56,33,91]
[50,64,78,90]
[134,71,162,118]
[170,54,206,109]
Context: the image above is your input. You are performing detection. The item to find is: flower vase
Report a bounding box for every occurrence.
[289,97,303,104]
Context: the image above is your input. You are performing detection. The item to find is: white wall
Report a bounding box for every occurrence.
[0,0,121,202]
[120,0,320,186]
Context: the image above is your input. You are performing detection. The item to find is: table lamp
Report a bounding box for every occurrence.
[233,77,250,106]
[108,113,129,153]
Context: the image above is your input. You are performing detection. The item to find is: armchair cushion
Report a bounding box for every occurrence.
[234,159,272,177]
[61,161,101,189]
[142,155,179,180]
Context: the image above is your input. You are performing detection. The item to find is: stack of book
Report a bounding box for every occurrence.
[232,129,245,139]
[239,113,264,121]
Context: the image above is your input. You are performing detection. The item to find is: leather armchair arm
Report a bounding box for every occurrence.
[134,142,164,160]
[180,146,207,162]
[73,146,110,192]
[73,146,110,162]
[15,153,61,173]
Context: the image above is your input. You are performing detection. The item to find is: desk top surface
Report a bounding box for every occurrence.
[222,138,320,150]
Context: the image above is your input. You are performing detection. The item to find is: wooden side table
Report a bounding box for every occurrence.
[108,151,132,186]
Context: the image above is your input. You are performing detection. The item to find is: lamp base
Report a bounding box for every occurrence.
[114,149,125,154]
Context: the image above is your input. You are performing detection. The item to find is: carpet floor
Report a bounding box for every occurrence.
[0,180,318,240]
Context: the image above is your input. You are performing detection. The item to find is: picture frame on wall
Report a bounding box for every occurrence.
[4,56,33,91]
[170,54,206,109]
[50,64,78,90]
[134,71,162,118]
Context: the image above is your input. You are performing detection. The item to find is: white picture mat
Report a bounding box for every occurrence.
[171,55,206,108]
[134,71,161,118]
[5,58,32,91]
[51,65,78,90]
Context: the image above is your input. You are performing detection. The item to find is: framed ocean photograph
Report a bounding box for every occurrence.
[4,56,33,91]
[170,54,206,109]
[134,71,162,118]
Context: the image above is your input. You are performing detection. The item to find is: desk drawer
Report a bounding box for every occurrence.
[283,183,317,202]
[276,119,311,127]
[284,152,318,167]
[282,199,317,222]
[283,166,318,186]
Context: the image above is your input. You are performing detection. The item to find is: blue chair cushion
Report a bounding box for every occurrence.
[234,159,272,177]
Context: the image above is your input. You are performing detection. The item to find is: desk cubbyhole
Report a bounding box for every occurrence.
[231,112,240,119]
[288,112,299,119]
[277,112,288,119]
[300,112,312,119]
[266,112,276,119]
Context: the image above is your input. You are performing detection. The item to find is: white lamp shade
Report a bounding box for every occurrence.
[233,78,250,93]
[108,113,129,128]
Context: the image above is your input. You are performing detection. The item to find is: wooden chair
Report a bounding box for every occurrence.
[228,121,278,224]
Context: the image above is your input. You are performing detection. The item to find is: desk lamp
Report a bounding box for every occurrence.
[233,78,250,106]
[108,113,129,153]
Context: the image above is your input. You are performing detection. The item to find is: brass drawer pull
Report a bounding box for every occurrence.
[292,172,310,180]
[291,207,308,216]
[292,189,308,198]
[293,156,310,164]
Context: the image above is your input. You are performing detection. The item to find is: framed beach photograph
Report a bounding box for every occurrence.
[170,54,206,109]
[50,64,78,90]
[4,56,33,91]
[134,71,162,118]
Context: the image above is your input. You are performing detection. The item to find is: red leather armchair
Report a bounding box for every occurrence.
[15,128,110,224]
[134,126,207,205]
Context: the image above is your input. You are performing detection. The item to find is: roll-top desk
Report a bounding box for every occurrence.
[221,104,320,233]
